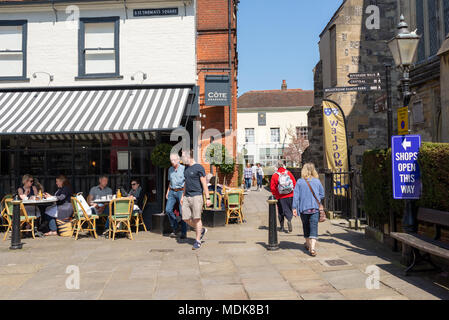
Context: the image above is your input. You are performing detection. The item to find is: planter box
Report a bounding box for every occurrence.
[202,209,226,228]
[150,213,172,235]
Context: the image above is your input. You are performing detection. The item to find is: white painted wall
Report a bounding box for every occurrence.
[237,107,311,164]
[0,1,196,87]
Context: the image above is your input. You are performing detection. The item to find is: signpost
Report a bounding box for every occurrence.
[348,72,381,79]
[391,135,422,200]
[397,106,409,135]
[324,85,382,93]
[324,72,383,93]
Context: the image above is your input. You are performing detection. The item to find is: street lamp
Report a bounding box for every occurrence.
[387,14,421,106]
[387,15,421,234]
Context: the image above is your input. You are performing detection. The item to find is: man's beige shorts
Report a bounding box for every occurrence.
[182,195,203,220]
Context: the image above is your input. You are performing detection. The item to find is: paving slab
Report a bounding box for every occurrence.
[0,188,448,300]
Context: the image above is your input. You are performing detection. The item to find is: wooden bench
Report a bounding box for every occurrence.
[391,207,449,275]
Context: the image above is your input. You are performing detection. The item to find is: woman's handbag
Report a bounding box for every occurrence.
[305,180,326,223]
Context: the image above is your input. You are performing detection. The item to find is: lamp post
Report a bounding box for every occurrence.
[387,15,421,233]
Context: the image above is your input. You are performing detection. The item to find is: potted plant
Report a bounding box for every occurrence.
[203,143,235,227]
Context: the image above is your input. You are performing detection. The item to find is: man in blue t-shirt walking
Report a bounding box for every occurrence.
[181,150,212,250]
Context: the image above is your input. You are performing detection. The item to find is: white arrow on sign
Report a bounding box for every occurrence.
[402,139,412,150]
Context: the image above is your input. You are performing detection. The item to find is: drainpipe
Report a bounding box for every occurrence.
[228,0,232,132]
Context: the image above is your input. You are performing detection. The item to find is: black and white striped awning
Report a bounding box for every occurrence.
[0,86,193,135]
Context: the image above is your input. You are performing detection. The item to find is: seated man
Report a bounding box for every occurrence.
[87,175,113,234]
[207,176,225,209]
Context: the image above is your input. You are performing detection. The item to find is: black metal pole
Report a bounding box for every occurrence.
[267,196,279,251]
[385,64,393,148]
[400,67,415,234]
[10,196,23,250]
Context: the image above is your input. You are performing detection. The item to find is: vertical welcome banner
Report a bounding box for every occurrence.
[322,100,350,194]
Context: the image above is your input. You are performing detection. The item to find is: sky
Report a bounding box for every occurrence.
[237,0,343,95]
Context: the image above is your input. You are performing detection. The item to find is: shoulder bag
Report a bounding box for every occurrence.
[305,179,326,223]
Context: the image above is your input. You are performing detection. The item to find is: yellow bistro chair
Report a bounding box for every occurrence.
[1,195,13,231]
[203,191,223,210]
[224,190,244,224]
[109,198,134,240]
[71,196,99,240]
[132,194,148,234]
[3,199,37,240]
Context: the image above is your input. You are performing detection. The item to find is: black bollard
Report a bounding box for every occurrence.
[10,197,23,250]
[267,195,279,251]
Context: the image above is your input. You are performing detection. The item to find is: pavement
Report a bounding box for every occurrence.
[1,187,449,300]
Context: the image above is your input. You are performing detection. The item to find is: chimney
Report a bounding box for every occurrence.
[281,80,287,90]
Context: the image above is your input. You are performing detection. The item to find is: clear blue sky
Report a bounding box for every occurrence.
[237,0,343,96]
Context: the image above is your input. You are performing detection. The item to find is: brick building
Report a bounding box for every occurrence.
[0,0,240,215]
[196,0,239,186]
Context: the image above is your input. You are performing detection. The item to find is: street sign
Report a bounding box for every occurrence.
[391,135,422,200]
[348,78,382,85]
[348,72,381,79]
[374,94,387,113]
[397,106,409,135]
[324,85,382,93]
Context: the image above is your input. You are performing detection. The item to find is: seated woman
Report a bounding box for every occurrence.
[128,179,145,210]
[17,174,39,217]
[43,175,73,236]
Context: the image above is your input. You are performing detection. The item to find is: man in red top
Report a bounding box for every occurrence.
[270,161,297,233]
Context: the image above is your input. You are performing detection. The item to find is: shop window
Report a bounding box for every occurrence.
[78,17,120,78]
[0,20,27,80]
[270,128,280,143]
[245,128,255,143]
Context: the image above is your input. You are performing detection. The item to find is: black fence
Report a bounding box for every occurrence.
[324,170,365,224]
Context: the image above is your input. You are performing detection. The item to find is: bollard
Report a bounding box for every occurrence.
[267,195,279,251]
[10,197,23,250]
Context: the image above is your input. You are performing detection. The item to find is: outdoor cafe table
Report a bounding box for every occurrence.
[22,198,58,206]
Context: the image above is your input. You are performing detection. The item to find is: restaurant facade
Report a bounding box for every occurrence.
[0,0,234,215]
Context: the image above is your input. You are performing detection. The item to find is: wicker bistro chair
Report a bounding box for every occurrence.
[3,199,37,240]
[132,194,148,234]
[203,191,223,210]
[224,189,244,224]
[71,196,99,240]
[108,198,134,240]
[1,195,13,231]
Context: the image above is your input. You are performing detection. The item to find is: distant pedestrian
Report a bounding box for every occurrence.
[181,150,211,250]
[251,163,258,187]
[256,163,264,191]
[292,163,324,257]
[270,161,296,233]
[243,163,253,191]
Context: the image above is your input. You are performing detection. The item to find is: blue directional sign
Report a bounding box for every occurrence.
[392,135,422,200]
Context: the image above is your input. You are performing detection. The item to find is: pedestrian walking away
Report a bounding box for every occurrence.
[256,163,264,191]
[243,163,253,191]
[292,163,325,257]
[251,163,258,188]
[181,150,211,250]
[270,161,296,233]
[166,153,188,239]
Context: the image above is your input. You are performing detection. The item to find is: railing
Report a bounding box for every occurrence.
[324,170,366,224]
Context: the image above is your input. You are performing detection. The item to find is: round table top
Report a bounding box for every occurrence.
[22,198,57,205]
